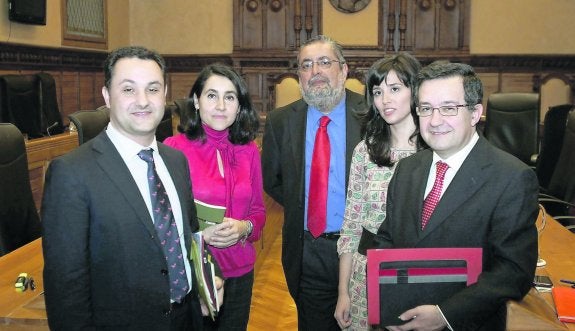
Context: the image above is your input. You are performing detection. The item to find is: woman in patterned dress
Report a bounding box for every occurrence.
[334,53,427,330]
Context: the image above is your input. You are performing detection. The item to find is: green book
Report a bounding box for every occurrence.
[194,199,226,231]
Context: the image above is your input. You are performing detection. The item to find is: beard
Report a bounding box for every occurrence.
[300,75,346,112]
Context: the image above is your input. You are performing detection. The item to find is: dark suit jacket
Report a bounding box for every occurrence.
[42,131,202,330]
[369,136,539,331]
[261,89,364,299]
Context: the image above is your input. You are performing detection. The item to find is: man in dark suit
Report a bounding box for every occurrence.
[361,61,538,331]
[262,35,364,330]
[42,46,220,330]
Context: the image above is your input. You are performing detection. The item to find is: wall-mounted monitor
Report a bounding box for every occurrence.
[8,0,47,26]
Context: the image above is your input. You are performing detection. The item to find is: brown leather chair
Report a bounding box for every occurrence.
[0,74,43,139]
[37,72,65,136]
[69,104,175,144]
[0,123,41,257]
[173,98,194,133]
[156,103,174,142]
[539,110,575,229]
[535,104,573,190]
[68,106,110,145]
[484,93,540,166]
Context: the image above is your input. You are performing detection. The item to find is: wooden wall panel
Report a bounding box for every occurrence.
[501,73,537,93]
[79,72,96,111]
[94,74,105,107]
[60,72,80,126]
[438,3,462,49]
[168,73,198,101]
[2,43,575,133]
[477,72,501,110]
[412,2,436,50]
[235,0,264,49]
[266,1,288,49]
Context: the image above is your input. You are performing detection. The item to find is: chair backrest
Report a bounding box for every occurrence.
[173,98,194,133]
[68,106,110,145]
[0,123,41,257]
[484,92,540,165]
[37,72,65,136]
[156,103,174,142]
[547,111,575,210]
[0,74,43,139]
[536,104,574,190]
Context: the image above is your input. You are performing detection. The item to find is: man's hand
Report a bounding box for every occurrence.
[385,305,447,331]
[200,277,225,316]
[215,276,224,309]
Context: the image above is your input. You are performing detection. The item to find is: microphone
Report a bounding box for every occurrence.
[46,122,58,137]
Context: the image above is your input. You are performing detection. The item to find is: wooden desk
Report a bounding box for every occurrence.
[507,211,575,331]
[25,132,78,211]
[0,239,47,330]
[0,214,573,330]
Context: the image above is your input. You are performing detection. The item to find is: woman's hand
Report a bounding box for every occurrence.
[334,292,352,329]
[203,218,249,248]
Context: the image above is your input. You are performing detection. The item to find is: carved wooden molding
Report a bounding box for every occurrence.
[0,43,107,71]
[2,42,575,118]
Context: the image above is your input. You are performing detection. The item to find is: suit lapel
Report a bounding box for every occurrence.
[344,91,363,187]
[420,138,491,240]
[287,100,308,204]
[92,133,158,239]
[410,152,433,239]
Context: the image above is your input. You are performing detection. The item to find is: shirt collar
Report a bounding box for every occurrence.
[307,94,347,127]
[106,122,159,162]
[432,132,479,172]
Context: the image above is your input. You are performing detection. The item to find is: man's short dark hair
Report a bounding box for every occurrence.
[104,46,166,89]
[414,61,483,108]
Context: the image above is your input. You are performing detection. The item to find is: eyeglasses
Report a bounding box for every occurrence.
[416,104,469,117]
[298,57,343,72]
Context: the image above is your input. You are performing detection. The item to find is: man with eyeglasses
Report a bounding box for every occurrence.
[262,35,364,330]
[360,61,538,330]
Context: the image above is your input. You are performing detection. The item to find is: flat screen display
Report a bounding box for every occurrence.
[8,0,47,26]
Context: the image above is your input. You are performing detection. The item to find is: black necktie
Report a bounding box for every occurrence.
[138,149,189,302]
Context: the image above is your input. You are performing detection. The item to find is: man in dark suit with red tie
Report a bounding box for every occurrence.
[42,46,221,330]
[262,35,364,330]
[361,61,539,330]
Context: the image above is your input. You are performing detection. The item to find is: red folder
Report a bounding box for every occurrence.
[552,286,575,323]
[366,247,482,326]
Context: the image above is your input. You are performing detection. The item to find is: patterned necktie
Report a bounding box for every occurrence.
[421,161,449,230]
[308,116,331,238]
[138,149,189,302]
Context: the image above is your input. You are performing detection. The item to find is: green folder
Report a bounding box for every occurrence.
[194,199,225,231]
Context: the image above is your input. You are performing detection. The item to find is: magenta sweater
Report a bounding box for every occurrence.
[164,126,266,278]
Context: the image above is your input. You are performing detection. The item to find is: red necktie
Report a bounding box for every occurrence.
[421,161,449,230]
[308,116,331,238]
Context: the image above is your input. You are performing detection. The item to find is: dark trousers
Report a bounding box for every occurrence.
[170,291,203,331]
[203,269,254,331]
[296,232,340,331]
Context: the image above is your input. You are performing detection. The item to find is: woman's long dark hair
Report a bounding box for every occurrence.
[361,53,427,167]
[178,63,259,145]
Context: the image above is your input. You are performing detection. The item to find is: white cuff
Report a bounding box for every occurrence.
[436,305,454,331]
